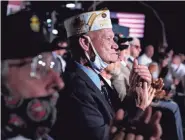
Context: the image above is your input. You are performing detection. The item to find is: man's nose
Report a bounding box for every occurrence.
[48,70,65,91]
[112,42,119,49]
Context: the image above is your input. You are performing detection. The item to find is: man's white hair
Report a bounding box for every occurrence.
[129,37,140,46]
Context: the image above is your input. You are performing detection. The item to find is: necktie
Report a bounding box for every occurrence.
[99,75,113,107]
[101,85,112,107]
[128,57,133,63]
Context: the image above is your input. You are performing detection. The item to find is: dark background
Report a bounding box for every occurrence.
[94,1,185,54]
[2,1,185,54]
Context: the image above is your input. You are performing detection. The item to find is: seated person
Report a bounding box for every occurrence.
[149,62,184,140]
[138,45,154,66]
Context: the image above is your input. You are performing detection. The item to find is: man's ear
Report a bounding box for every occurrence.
[79,35,90,52]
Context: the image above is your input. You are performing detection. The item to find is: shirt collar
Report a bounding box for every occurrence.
[102,77,112,88]
[121,60,127,67]
[75,61,101,90]
[143,53,151,59]
[129,56,135,62]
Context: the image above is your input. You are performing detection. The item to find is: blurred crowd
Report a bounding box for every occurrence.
[1,5,185,140]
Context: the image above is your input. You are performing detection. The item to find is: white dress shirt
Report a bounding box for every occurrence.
[138,54,152,66]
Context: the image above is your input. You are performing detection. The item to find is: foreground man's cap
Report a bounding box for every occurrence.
[2,10,61,60]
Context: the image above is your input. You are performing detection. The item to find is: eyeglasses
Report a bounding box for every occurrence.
[132,45,141,50]
[30,52,61,79]
[8,52,60,79]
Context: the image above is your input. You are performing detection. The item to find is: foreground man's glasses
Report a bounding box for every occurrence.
[8,52,61,79]
[30,52,61,79]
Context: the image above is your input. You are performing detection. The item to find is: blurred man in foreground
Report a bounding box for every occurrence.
[1,10,64,140]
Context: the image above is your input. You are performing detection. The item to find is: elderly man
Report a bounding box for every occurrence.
[138,45,154,66]
[103,34,132,101]
[106,35,153,102]
[1,10,64,140]
[53,9,162,140]
[114,34,132,68]
[128,37,142,68]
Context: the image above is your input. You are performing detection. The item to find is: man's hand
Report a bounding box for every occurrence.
[133,59,152,84]
[129,59,154,110]
[135,82,156,110]
[129,59,152,93]
[110,107,162,140]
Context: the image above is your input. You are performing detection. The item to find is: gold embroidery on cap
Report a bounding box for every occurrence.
[30,15,40,32]
[87,13,97,28]
[87,10,108,31]
[102,13,107,18]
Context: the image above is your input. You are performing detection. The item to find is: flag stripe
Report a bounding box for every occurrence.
[129,29,144,33]
[116,12,145,38]
[129,33,144,38]
[119,19,145,24]
[119,23,145,29]
[116,13,145,19]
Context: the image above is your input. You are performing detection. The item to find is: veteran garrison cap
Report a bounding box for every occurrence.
[64,9,112,38]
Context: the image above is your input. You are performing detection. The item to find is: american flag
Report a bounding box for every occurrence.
[111,12,145,38]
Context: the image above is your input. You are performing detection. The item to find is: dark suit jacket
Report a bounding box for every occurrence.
[52,61,116,140]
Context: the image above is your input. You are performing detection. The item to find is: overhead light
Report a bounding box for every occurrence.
[52,29,58,35]
[47,19,52,24]
[66,3,75,8]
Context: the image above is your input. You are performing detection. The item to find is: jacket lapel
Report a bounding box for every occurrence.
[100,76,122,111]
[75,66,115,119]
